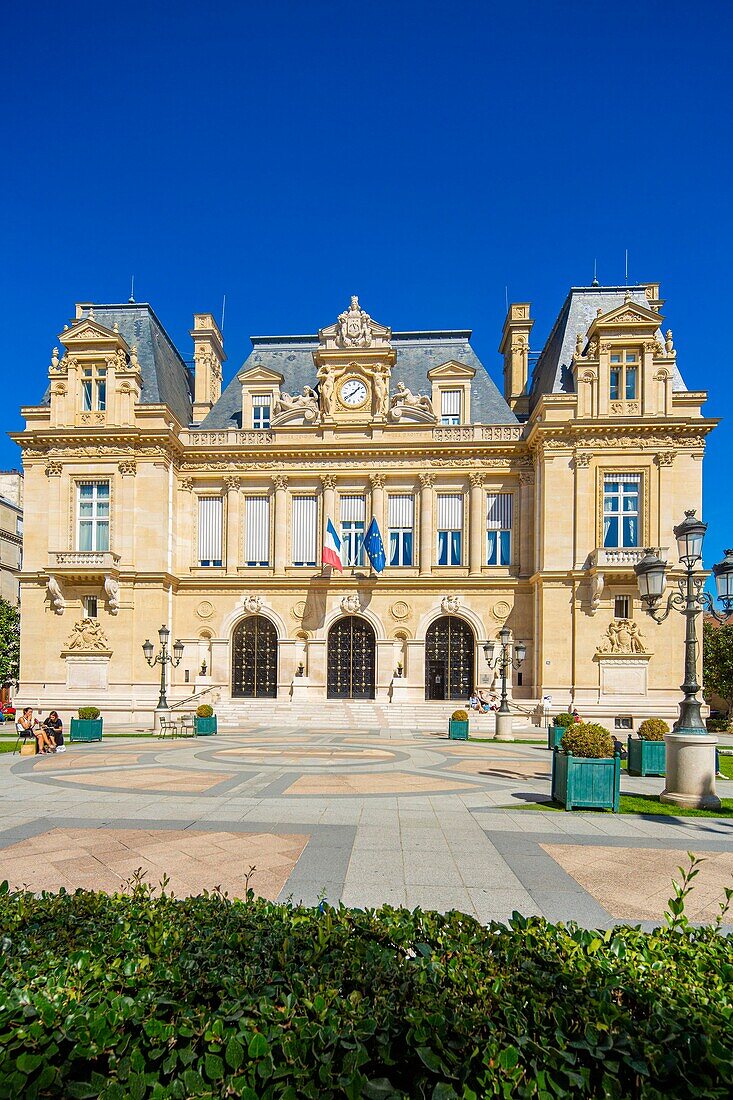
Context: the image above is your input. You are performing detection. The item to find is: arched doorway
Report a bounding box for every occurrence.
[232,616,278,698]
[425,616,475,700]
[327,617,376,699]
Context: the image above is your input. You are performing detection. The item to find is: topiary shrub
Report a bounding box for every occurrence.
[77,706,100,720]
[638,717,669,741]
[707,717,731,733]
[196,703,214,718]
[451,709,469,721]
[553,712,576,729]
[560,721,614,758]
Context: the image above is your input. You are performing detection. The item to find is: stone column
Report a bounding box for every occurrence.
[321,475,336,562]
[419,473,434,577]
[370,473,385,535]
[273,475,288,573]
[44,461,63,553]
[518,466,535,578]
[225,477,240,573]
[117,460,137,566]
[469,472,484,577]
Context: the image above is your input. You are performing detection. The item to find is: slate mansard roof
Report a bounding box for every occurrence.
[42,304,194,427]
[529,285,688,406]
[200,330,518,430]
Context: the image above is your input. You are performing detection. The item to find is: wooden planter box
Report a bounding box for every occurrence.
[194,715,217,736]
[69,718,103,742]
[627,736,666,777]
[548,724,567,750]
[448,719,469,740]
[551,748,620,812]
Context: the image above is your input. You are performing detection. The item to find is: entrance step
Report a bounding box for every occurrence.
[211,700,533,732]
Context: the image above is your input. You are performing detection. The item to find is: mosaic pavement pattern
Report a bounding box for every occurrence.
[1,728,732,927]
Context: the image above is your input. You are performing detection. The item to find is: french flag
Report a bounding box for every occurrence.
[322,518,343,571]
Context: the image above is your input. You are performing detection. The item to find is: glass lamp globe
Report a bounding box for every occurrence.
[673,509,707,566]
[713,549,733,608]
[634,549,668,604]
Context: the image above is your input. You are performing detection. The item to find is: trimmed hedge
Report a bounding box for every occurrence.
[77,706,101,720]
[1,878,733,1097]
[638,718,669,741]
[195,704,214,718]
[553,711,576,729]
[560,722,614,758]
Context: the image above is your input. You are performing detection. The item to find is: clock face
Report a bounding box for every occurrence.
[339,377,368,408]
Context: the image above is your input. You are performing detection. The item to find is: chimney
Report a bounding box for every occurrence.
[499,302,533,418]
[191,313,226,424]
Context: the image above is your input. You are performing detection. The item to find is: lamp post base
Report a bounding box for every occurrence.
[153,707,171,732]
[494,712,514,742]
[659,730,721,811]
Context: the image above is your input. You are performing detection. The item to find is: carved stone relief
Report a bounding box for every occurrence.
[441,595,461,615]
[63,618,111,653]
[47,575,64,615]
[340,593,361,615]
[104,574,120,615]
[243,594,264,615]
[596,619,648,655]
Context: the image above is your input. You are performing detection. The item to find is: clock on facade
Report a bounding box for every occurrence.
[338,377,368,408]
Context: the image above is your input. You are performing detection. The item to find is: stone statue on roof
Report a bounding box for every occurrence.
[273,385,321,424]
[337,296,373,348]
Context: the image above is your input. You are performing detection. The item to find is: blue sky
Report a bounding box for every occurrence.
[2,0,732,571]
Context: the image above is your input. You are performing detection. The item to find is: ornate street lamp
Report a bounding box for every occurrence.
[483,628,526,742]
[142,625,184,715]
[634,510,733,809]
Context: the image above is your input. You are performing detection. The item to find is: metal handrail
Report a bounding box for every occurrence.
[168,685,220,712]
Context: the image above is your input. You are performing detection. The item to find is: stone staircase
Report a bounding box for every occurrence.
[213,699,535,732]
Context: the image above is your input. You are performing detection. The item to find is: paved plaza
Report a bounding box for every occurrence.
[1,728,732,927]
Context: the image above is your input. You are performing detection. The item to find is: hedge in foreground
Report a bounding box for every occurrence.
[1,874,732,1099]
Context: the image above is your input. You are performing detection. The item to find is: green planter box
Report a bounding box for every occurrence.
[551,748,620,812]
[194,715,217,736]
[69,718,103,742]
[627,736,666,777]
[448,719,469,740]
[548,724,566,750]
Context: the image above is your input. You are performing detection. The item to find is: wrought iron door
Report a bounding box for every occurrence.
[425,616,474,701]
[327,617,376,699]
[232,616,278,698]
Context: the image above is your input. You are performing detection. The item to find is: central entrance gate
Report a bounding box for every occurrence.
[232,616,278,698]
[327,617,376,699]
[425,615,475,700]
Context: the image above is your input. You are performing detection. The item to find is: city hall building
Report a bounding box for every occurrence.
[14,284,714,727]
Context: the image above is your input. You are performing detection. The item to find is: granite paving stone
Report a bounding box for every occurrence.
[1,728,731,928]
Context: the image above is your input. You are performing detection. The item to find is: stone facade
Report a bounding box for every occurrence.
[0,471,23,606]
[12,286,715,726]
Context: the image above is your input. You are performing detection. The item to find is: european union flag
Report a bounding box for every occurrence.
[364,517,386,573]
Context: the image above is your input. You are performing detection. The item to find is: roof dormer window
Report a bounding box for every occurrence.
[81,364,107,412]
[609,351,638,402]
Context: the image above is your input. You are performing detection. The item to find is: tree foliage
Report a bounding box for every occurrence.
[703,619,733,715]
[0,597,19,683]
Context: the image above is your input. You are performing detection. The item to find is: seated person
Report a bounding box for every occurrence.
[43,710,64,752]
[16,707,56,753]
[477,690,493,713]
[468,691,481,711]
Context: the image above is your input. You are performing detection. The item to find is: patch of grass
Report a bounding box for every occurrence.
[0,742,17,754]
[498,794,733,818]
